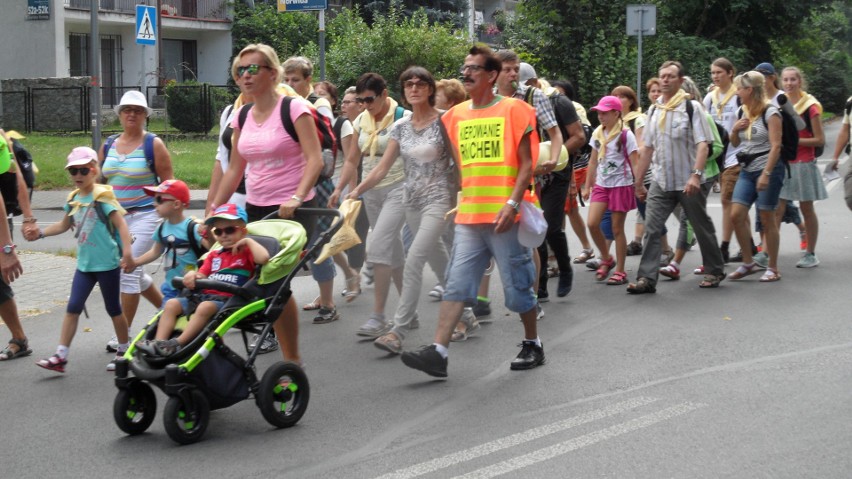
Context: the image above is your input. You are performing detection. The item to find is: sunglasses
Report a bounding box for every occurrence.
[355,95,377,104]
[236,64,270,77]
[404,80,429,90]
[67,167,91,176]
[211,226,243,237]
[154,195,177,205]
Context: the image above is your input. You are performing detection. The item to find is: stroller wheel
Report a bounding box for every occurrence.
[113,382,157,435]
[258,361,310,428]
[163,390,210,445]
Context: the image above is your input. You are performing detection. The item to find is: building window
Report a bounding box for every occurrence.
[161,39,198,82]
[68,33,124,106]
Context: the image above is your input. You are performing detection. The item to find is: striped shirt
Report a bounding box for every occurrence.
[102,143,157,210]
[643,99,713,191]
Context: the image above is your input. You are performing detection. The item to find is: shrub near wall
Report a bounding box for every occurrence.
[164,80,232,134]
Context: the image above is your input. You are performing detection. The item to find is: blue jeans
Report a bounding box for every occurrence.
[732,162,786,212]
[443,223,536,313]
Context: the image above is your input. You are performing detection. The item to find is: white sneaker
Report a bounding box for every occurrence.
[536,302,545,321]
[105,335,119,353]
[428,284,444,301]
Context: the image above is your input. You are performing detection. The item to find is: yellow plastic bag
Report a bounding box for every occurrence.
[315,199,363,264]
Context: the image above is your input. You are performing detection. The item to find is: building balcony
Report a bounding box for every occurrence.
[64,0,229,21]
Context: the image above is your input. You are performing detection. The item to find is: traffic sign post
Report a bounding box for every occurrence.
[136,5,157,46]
[626,4,656,107]
[276,0,329,80]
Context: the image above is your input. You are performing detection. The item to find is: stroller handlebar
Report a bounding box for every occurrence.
[261,207,344,242]
[170,277,256,301]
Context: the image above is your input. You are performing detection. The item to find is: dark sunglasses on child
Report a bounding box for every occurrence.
[67,167,91,176]
[212,226,242,236]
[155,195,180,205]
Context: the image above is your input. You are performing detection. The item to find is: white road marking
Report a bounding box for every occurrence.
[373,396,659,479]
[452,402,707,479]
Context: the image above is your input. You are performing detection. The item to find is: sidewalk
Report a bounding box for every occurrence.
[29,188,210,211]
[1,188,209,322]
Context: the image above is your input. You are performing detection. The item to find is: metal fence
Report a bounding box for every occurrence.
[0,84,240,135]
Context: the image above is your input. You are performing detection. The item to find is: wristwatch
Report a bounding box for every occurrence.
[691,169,703,177]
[2,244,16,254]
[506,199,520,211]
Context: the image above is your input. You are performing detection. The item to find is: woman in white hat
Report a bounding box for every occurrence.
[98,90,173,351]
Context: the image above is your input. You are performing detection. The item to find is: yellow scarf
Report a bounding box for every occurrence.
[711,85,737,120]
[592,120,625,160]
[656,89,688,128]
[740,101,768,141]
[622,110,642,125]
[66,184,125,217]
[359,97,400,160]
[792,92,822,116]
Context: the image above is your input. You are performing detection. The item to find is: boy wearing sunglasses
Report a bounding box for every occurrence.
[131,179,210,304]
[136,203,269,357]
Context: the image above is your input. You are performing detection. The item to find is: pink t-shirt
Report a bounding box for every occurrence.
[231,95,316,206]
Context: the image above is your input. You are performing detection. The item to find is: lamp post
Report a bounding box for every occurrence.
[90,0,101,148]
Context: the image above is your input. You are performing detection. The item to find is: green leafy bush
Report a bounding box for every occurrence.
[164,81,232,133]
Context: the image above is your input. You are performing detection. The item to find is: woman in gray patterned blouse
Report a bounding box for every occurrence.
[347,66,457,355]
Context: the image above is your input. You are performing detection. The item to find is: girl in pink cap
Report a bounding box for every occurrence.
[34,147,135,373]
[581,96,639,285]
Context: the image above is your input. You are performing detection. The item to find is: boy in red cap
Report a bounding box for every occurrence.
[132,179,210,305]
[136,203,269,357]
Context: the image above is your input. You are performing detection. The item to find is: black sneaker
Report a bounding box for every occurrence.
[510,340,545,370]
[401,345,448,378]
[626,240,643,256]
[472,299,491,320]
[721,246,730,264]
[557,269,573,297]
[537,289,549,303]
[728,250,744,263]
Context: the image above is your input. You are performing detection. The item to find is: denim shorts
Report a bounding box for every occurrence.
[732,162,785,211]
[442,223,536,314]
[172,296,225,316]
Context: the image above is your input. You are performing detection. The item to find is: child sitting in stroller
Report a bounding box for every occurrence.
[136,203,269,357]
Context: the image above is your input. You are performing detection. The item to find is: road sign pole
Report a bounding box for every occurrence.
[637,8,643,103]
[319,9,326,80]
[90,0,101,148]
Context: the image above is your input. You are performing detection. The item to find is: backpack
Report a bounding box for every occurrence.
[68,198,122,256]
[736,103,798,176]
[801,104,824,158]
[156,218,206,267]
[239,97,338,179]
[102,132,159,183]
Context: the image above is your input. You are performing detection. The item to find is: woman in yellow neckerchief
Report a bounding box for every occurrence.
[777,66,827,269]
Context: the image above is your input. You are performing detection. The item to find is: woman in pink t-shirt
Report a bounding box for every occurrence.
[210,44,324,366]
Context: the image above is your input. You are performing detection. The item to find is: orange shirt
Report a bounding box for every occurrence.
[442,96,538,224]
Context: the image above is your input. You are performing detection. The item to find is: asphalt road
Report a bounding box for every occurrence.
[2,121,850,478]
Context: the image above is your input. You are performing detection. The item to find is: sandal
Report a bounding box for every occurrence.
[302,296,321,311]
[373,332,402,355]
[693,265,705,275]
[626,277,656,295]
[451,310,480,342]
[659,264,680,280]
[595,257,615,281]
[698,273,726,288]
[606,271,628,285]
[759,268,781,282]
[0,338,31,361]
[342,275,361,303]
[573,248,595,264]
[728,262,759,280]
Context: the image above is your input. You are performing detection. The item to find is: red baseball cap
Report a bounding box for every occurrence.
[143,179,190,205]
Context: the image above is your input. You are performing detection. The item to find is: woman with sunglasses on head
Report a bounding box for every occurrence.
[346,67,456,354]
[328,73,411,339]
[209,44,324,366]
[98,90,173,353]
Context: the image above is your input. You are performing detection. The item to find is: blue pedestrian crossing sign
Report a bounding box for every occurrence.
[136,5,157,45]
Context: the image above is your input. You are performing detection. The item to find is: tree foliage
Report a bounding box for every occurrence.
[350,0,468,29]
[231,2,319,68]
[505,0,851,113]
[325,7,469,99]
